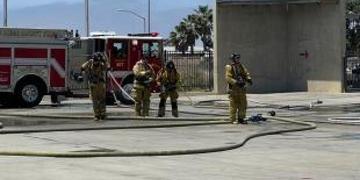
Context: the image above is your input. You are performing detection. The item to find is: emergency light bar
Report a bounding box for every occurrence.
[90,31,116,37]
[128,32,159,37]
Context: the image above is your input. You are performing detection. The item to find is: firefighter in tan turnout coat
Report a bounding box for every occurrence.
[156,61,180,117]
[133,57,155,116]
[81,52,109,121]
[225,53,253,124]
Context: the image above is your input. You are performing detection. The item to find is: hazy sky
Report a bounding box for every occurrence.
[0,0,213,37]
[1,0,82,9]
[1,0,213,9]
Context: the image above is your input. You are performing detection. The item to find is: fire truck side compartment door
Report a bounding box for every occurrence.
[67,39,92,95]
[94,39,105,53]
[12,48,48,92]
[0,48,12,88]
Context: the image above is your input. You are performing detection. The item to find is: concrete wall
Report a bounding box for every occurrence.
[214,1,346,94]
[287,2,346,92]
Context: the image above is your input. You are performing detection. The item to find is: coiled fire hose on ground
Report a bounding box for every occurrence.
[0,72,317,158]
[0,116,316,158]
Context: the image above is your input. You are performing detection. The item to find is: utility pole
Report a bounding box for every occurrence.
[3,0,8,27]
[85,0,90,36]
[148,0,150,33]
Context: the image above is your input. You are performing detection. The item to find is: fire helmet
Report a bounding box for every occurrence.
[166,61,175,70]
[230,53,241,61]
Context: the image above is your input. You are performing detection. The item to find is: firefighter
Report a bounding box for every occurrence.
[133,57,155,116]
[156,61,180,117]
[81,52,108,121]
[225,53,253,124]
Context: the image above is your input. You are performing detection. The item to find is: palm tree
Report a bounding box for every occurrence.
[169,5,213,52]
[182,15,198,53]
[193,5,213,50]
[169,15,198,53]
[347,0,360,55]
[169,26,188,52]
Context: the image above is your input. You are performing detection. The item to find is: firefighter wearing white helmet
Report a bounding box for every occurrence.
[225,53,253,124]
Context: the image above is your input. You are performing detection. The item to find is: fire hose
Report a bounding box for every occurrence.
[192,99,360,125]
[108,71,225,116]
[0,72,318,158]
[327,117,360,124]
[0,116,316,158]
[108,71,136,103]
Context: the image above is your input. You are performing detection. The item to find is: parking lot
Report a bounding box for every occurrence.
[0,93,359,180]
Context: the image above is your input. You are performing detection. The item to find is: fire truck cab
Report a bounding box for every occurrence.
[68,32,164,104]
[0,28,164,107]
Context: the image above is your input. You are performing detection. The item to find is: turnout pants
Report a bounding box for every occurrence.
[90,83,106,119]
[229,89,247,122]
[134,87,151,116]
[158,90,179,117]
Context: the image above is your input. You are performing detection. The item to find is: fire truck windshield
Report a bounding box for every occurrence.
[112,42,128,59]
[142,42,160,58]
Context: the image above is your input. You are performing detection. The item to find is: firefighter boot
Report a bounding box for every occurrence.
[135,101,142,116]
[171,101,179,117]
[143,100,150,116]
[158,99,166,117]
[229,95,238,124]
[99,98,106,120]
[238,92,248,124]
[238,117,248,124]
[142,89,151,116]
[94,116,101,121]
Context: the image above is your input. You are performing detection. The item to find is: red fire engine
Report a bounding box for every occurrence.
[0,28,164,107]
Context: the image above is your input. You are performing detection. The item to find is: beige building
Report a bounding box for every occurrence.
[214,0,346,93]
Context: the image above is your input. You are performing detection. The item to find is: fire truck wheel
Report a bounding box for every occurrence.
[117,81,135,105]
[15,82,44,108]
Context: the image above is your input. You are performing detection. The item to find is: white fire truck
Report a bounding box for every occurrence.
[0,28,164,107]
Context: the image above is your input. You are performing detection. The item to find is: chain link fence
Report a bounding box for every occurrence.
[345,55,360,91]
[164,51,213,91]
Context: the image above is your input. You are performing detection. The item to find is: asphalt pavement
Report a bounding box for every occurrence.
[0,92,359,179]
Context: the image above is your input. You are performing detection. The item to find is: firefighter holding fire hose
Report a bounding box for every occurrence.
[156,61,180,117]
[133,56,155,116]
[80,52,109,121]
[225,53,253,124]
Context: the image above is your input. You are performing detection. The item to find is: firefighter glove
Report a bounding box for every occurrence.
[236,79,245,87]
[247,79,253,86]
[77,75,84,82]
[160,86,166,93]
[143,78,153,85]
[139,71,150,77]
[165,84,177,91]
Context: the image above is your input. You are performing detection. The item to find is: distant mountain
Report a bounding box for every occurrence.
[1,0,213,38]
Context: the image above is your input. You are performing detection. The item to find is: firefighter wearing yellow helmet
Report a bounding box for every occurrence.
[133,57,155,116]
[156,61,180,117]
[225,53,253,124]
[81,52,109,121]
